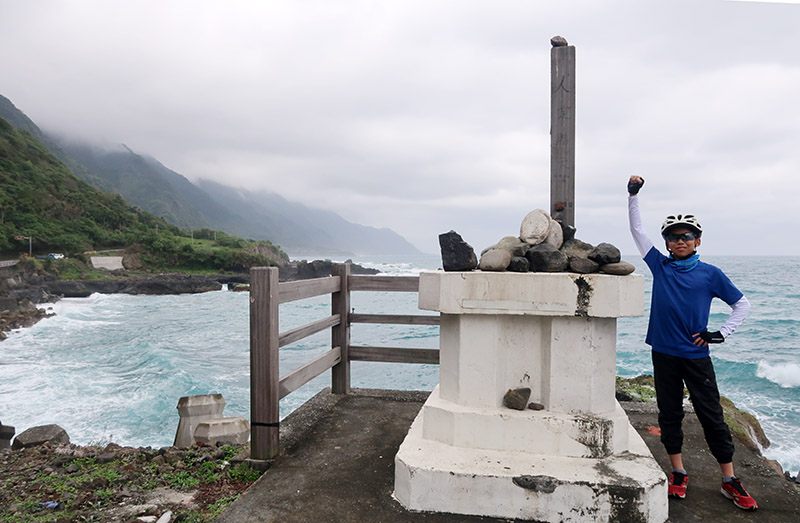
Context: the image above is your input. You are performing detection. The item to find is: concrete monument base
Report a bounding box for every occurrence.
[395,407,667,522]
[393,271,667,522]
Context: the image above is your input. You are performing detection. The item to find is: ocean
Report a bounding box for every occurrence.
[1,254,798,475]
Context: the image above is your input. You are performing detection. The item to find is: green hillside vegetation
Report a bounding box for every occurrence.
[0,116,286,272]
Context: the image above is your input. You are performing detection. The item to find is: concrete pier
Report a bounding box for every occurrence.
[394,271,667,522]
[216,388,798,522]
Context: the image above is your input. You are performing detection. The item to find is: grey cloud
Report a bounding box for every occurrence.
[1,0,799,254]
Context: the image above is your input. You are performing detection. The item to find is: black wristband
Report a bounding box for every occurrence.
[627,178,644,195]
[699,331,724,344]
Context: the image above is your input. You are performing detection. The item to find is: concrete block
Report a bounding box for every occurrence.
[0,423,15,449]
[194,417,250,445]
[174,394,225,447]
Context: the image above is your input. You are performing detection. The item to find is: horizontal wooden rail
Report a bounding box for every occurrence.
[349,275,420,292]
[279,314,341,348]
[350,313,440,326]
[349,345,439,365]
[279,346,342,399]
[279,276,341,304]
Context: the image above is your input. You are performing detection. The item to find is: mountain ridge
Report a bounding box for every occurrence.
[0,93,421,256]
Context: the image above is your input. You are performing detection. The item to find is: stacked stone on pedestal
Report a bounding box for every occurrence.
[440,208,636,276]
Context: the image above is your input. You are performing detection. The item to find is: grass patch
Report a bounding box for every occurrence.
[163,471,201,490]
[615,375,658,402]
[229,463,262,483]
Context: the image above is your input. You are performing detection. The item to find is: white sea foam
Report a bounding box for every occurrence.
[756,360,800,388]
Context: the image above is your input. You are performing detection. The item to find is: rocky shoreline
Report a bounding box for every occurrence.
[0,259,379,340]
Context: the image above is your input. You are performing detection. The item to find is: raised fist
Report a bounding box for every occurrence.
[627,175,644,195]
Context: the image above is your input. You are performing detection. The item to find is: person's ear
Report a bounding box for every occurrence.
[695,237,702,248]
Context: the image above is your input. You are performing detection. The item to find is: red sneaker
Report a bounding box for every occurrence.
[721,477,758,510]
[668,471,688,499]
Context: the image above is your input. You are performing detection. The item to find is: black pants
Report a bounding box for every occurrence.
[652,350,735,464]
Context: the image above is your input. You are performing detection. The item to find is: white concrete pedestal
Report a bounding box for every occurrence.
[394,271,667,522]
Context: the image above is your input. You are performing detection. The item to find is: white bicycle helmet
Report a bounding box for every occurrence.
[661,213,702,237]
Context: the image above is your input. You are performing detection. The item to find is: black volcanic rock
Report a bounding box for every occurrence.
[439,231,477,272]
[508,256,530,273]
[569,256,600,274]
[525,244,568,272]
[589,243,621,265]
[560,238,594,259]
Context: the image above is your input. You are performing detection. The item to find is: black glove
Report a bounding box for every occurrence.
[698,331,724,344]
[627,177,644,195]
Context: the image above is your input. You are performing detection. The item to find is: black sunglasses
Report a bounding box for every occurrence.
[665,232,698,243]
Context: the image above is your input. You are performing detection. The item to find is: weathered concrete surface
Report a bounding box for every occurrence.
[90,256,125,270]
[218,389,800,522]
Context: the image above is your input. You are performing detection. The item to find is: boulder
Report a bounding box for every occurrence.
[600,261,636,275]
[559,221,576,242]
[525,244,568,272]
[495,236,528,257]
[589,243,621,265]
[525,243,569,272]
[544,219,564,249]
[569,256,600,274]
[439,231,478,272]
[0,297,20,314]
[508,256,530,273]
[519,209,551,245]
[479,249,511,272]
[503,388,531,411]
[12,424,70,450]
[560,238,594,259]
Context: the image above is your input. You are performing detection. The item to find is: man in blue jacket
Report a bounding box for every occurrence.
[627,175,757,510]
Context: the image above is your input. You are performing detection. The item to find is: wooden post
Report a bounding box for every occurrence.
[550,35,576,228]
[249,266,280,460]
[331,263,351,394]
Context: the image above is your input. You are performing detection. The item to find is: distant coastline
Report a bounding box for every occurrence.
[0,259,379,340]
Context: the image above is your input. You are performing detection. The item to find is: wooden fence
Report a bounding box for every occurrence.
[249,263,439,460]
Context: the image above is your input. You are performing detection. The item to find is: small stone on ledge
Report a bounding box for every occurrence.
[503,388,531,411]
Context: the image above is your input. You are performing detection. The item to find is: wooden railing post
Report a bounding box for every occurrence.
[331,263,351,394]
[249,266,280,460]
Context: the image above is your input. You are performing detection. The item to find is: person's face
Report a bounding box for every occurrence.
[664,227,701,259]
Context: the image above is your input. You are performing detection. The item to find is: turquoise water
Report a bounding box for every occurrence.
[1,254,798,475]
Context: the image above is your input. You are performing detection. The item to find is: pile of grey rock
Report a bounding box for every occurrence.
[439,209,635,275]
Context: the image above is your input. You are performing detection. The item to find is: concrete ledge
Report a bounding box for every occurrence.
[395,413,667,522]
[421,387,630,457]
[418,271,644,318]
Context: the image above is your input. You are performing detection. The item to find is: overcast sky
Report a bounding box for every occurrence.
[1,0,799,256]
